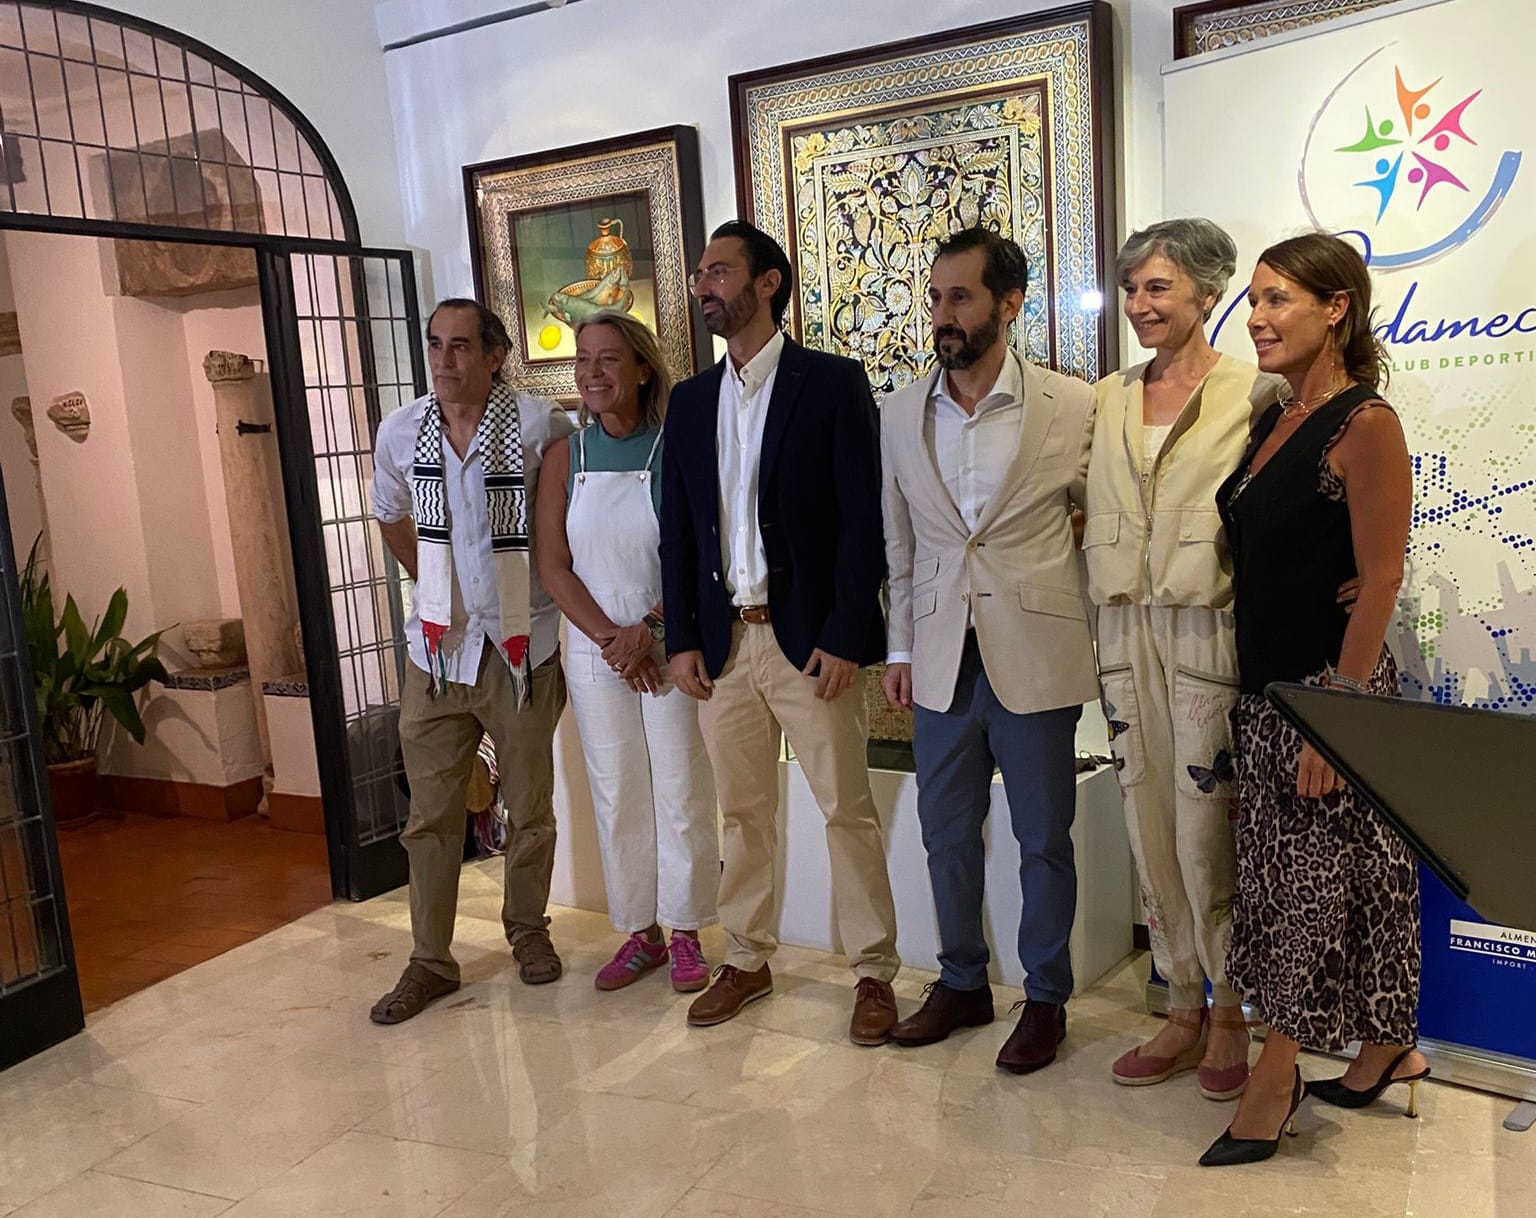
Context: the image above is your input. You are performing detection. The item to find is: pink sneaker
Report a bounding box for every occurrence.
[595,932,668,991]
[668,933,710,993]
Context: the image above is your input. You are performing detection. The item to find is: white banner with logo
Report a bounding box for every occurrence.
[1163,0,1536,1086]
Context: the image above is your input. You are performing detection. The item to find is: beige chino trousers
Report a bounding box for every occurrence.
[698,622,900,981]
[1097,602,1240,1010]
[398,647,567,982]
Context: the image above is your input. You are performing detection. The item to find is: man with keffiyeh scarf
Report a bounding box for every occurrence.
[368,299,575,1025]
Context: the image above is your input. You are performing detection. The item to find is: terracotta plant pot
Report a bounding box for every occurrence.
[46,756,100,827]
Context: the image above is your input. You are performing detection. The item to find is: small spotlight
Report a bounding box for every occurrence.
[1078,289,1103,312]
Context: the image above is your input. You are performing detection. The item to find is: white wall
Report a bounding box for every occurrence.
[5,230,287,782]
[380,0,1176,330]
[105,0,405,248]
[0,243,45,566]
[7,232,159,642]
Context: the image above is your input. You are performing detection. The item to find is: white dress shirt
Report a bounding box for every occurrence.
[887,352,1025,664]
[372,391,574,684]
[716,329,784,605]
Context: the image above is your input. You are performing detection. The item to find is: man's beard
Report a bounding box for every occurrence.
[700,283,760,338]
[932,304,1002,371]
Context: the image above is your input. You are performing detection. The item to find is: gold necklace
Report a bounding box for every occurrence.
[1279,378,1349,420]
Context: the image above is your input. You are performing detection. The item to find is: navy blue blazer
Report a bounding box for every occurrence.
[659,336,886,680]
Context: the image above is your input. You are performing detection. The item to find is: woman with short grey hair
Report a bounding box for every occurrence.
[1083,218,1277,1101]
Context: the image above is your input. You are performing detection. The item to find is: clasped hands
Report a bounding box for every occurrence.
[598,622,662,693]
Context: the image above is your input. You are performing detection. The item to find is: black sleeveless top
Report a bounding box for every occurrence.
[1217,384,1384,695]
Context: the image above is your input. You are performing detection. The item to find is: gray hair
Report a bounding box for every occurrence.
[1114,218,1238,318]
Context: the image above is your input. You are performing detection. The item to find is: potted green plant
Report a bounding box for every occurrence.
[18,540,169,826]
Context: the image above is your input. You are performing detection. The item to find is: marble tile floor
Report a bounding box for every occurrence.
[1,858,1529,1217]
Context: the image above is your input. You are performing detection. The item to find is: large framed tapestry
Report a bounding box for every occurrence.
[1173,0,1396,59]
[729,3,1118,396]
[464,126,711,403]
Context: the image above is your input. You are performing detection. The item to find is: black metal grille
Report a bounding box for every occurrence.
[291,252,421,847]
[0,2,346,239]
[0,514,64,999]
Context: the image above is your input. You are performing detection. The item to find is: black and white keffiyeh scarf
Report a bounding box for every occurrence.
[411,382,532,702]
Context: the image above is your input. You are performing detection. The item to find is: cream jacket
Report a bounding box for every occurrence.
[882,353,1099,716]
[1083,354,1278,609]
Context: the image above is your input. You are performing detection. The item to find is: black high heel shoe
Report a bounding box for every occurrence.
[1198,1066,1304,1167]
[1306,1048,1430,1118]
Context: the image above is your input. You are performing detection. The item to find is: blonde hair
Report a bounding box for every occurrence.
[572,311,672,429]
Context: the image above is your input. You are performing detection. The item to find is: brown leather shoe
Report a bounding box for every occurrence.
[369,961,459,1025]
[512,928,563,985]
[849,977,898,1046]
[889,981,995,1047]
[686,964,772,1026]
[996,999,1067,1074]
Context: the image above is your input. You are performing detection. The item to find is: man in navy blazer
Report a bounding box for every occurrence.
[660,220,900,1044]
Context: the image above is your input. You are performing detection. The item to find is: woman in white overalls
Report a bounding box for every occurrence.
[535,311,718,993]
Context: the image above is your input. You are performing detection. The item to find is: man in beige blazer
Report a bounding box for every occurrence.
[880,228,1098,1073]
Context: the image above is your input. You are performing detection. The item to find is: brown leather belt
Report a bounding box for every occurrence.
[735,604,771,625]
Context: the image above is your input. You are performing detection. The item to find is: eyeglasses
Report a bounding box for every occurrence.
[688,263,738,290]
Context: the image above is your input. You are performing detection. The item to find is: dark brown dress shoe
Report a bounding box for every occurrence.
[996,1000,1067,1074]
[889,981,995,1047]
[686,964,772,1026]
[512,929,563,985]
[369,961,459,1025]
[849,977,898,1046]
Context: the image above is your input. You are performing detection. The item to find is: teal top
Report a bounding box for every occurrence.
[565,420,663,516]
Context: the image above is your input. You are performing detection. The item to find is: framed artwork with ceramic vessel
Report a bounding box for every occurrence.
[465,126,711,403]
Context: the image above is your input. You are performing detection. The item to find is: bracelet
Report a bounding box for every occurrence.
[1324,665,1366,692]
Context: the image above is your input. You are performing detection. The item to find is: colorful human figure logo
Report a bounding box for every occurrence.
[1337,67,1480,221]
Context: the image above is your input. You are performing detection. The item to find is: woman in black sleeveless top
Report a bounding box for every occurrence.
[1199,233,1424,1167]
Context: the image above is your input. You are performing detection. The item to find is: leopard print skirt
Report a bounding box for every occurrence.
[1225,651,1420,1051]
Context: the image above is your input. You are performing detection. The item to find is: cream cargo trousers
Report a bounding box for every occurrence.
[1097,602,1240,1009]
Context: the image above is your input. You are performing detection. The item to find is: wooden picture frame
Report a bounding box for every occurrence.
[729,2,1118,397]
[1173,0,1396,59]
[465,126,711,402]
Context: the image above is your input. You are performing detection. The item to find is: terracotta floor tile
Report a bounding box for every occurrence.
[57,811,332,1014]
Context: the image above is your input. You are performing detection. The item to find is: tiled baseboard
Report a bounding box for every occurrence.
[99,774,264,821]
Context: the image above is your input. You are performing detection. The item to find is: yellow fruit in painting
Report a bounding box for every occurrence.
[537,323,562,351]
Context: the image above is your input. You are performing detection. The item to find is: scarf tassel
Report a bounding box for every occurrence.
[503,634,532,708]
[422,621,450,698]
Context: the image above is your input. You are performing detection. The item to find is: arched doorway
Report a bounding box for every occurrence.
[0,0,422,1069]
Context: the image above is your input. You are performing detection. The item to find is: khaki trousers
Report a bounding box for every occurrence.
[1097,603,1239,1009]
[698,622,899,981]
[398,647,567,982]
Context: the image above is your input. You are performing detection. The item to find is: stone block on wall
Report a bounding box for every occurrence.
[105,131,261,298]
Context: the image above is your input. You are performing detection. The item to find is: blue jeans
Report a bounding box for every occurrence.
[912,633,1080,1003]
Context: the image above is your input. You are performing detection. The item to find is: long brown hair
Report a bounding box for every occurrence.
[571,311,672,429]
[1257,232,1390,390]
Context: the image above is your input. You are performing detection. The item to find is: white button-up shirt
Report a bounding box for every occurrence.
[716,329,784,605]
[371,391,574,684]
[887,352,1025,664]
[929,352,1024,530]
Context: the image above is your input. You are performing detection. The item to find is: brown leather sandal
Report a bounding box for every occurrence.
[369,961,459,1025]
[512,928,563,984]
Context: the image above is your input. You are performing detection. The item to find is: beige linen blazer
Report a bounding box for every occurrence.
[882,353,1099,716]
[1082,353,1279,609]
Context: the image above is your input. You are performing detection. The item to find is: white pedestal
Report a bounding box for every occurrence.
[551,695,1135,994]
[777,757,1133,995]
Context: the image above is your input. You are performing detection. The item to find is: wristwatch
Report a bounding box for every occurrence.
[642,612,666,643]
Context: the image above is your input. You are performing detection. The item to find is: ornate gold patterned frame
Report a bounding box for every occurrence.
[464,126,711,402]
[1173,0,1396,58]
[729,3,1117,396]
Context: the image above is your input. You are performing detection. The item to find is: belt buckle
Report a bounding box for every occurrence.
[737,604,768,625]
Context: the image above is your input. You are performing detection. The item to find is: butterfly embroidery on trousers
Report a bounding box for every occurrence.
[1187,748,1236,793]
